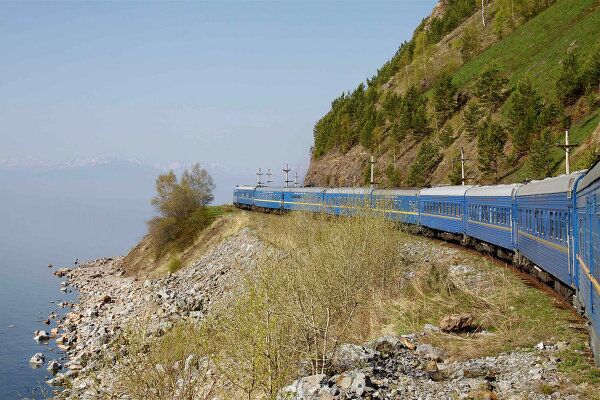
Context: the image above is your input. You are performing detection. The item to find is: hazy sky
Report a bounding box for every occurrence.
[0,1,436,179]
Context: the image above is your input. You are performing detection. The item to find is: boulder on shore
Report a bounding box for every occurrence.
[29,353,45,366]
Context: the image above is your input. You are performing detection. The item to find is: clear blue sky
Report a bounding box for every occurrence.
[0,1,436,178]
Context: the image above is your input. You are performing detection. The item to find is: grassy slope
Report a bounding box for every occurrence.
[122,205,241,277]
[454,0,600,95]
[444,0,600,183]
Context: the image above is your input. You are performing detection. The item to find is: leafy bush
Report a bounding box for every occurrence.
[148,164,216,258]
[167,255,182,274]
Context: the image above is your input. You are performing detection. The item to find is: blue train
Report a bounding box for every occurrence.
[233,164,600,364]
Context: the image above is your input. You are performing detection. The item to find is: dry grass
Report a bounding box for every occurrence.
[114,210,600,399]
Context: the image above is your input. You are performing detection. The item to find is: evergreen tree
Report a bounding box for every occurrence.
[440,124,455,148]
[583,45,600,93]
[555,50,583,106]
[459,26,480,62]
[432,72,458,123]
[385,164,403,187]
[475,63,509,110]
[463,101,482,139]
[406,141,441,187]
[477,118,507,179]
[507,78,543,156]
[399,86,432,140]
[527,129,555,179]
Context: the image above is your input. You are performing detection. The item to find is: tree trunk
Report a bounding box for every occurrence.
[481,0,486,26]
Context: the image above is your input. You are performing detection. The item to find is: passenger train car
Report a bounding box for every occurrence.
[233,165,600,364]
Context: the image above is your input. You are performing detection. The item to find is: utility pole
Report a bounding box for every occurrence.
[557,129,579,174]
[257,168,263,187]
[460,147,467,186]
[266,168,273,187]
[283,164,291,188]
[369,155,377,188]
[294,172,299,187]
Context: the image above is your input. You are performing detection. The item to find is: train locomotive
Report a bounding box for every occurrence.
[233,162,600,364]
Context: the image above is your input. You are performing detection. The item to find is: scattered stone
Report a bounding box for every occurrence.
[29,353,45,365]
[423,323,440,333]
[47,359,62,374]
[34,330,51,342]
[415,343,445,361]
[46,373,65,387]
[53,268,70,277]
[439,313,474,332]
[331,343,374,373]
[535,342,545,351]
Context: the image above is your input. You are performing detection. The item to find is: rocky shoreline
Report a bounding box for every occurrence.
[32,227,263,399]
[30,225,588,399]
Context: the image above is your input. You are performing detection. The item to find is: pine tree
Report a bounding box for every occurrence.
[406,141,441,187]
[440,124,455,148]
[399,86,432,140]
[583,45,600,93]
[507,78,543,157]
[432,72,458,123]
[527,129,555,179]
[556,50,583,106]
[477,118,507,179]
[475,63,509,110]
[463,101,482,139]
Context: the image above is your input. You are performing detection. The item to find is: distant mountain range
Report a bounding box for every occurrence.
[0,156,242,205]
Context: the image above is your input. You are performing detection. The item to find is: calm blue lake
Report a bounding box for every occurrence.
[0,165,154,399]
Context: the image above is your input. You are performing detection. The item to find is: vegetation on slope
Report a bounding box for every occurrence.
[309,0,600,187]
[116,211,599,399]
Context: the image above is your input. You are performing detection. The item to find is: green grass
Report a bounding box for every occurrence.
[453,0,600,97]
[205,204,236,219]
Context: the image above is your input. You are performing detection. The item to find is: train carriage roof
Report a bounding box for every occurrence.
[466,184,522,197]
[372,188,419,196]
[281,187,326,193]
[576,161,600,192]
[419,185,475,197]
[236,185,256,191]
[254,186,284,192]
[324,187,373,195]
[516,172,585,196]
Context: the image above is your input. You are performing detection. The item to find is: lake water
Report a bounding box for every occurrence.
[0,166,154,399]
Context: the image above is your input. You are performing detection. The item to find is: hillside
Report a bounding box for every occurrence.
[306,0,600,187]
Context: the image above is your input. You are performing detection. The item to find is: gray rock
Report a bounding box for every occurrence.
[276,374,332,400]
[330,343,374,373]
[46,373,65,387]
[33,330,50,342]
[423,323,441,333]
[47,359,62,374]
[29,352,45,365]
[415,344,445,361]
